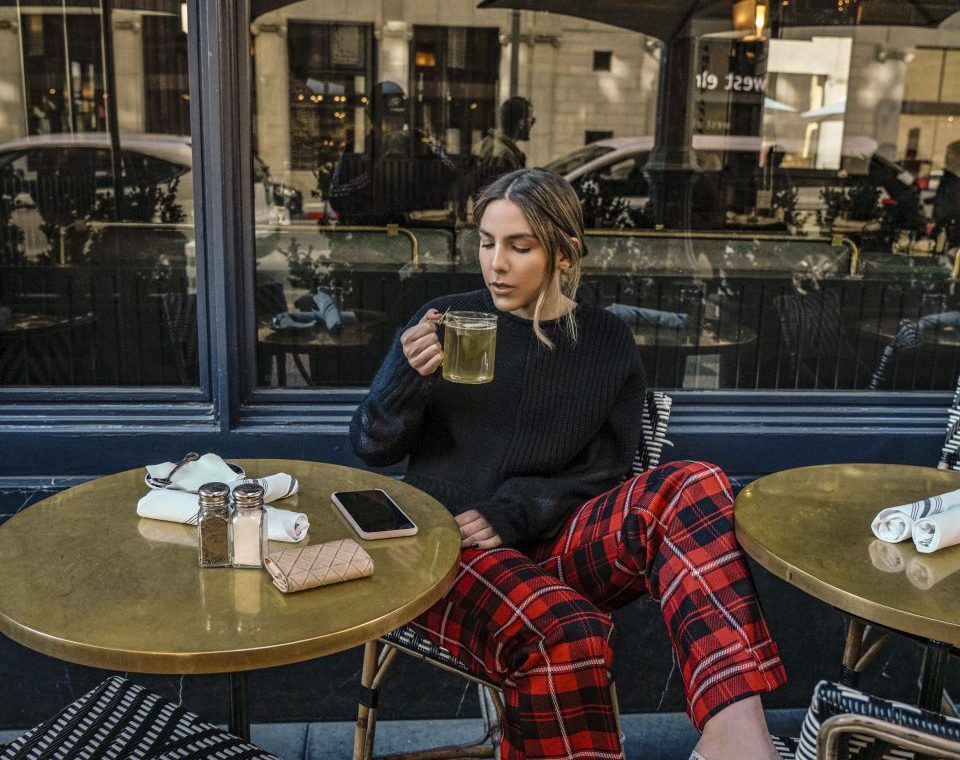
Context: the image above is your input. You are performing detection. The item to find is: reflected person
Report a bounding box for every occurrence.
[472,96,535,190]
[327,80,455,224]
[934,140,960,249]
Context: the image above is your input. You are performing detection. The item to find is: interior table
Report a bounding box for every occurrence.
[632,320,757,388]
[735,463,960,711]
[0,458,460,739]
[858,316,960,348]
[257,309,386,386]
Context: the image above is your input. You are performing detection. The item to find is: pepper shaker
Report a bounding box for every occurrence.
[231,483,268,568]
[197,481,232,568]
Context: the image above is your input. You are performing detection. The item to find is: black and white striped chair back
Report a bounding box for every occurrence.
[940,372,960,470]
[635,390,672,473]
[0,676,280,760]
[796,680,960,760]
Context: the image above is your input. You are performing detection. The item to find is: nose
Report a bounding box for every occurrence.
[489,243,509,273]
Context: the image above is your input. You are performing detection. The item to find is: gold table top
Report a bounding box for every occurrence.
[735,463,960,645]
[0,459,460,674]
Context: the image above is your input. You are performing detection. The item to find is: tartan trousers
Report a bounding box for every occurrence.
[411,461,787,760]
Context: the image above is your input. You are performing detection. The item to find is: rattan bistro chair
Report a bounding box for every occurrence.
[794,680,960,760]
[352,393,675,760]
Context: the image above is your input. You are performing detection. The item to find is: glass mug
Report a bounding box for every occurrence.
[441,311,498,384]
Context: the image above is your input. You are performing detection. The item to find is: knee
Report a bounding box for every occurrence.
[546,602,615,667]
[634,460,735,530]
[657,460,732,505]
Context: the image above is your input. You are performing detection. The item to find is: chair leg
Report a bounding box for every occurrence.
[610,682,624,748]
[355,641,401,760]
[354,641,380,760]
[373,682,498,759]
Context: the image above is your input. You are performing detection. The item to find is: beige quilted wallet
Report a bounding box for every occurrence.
[263,538,374,593]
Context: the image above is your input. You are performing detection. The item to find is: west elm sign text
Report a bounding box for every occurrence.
[695,72,767,93]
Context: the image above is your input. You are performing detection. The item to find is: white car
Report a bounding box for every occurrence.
[0,132,300,229]
[544,134,883,214]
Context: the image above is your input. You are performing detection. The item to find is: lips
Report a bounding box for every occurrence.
[490,282,515,295]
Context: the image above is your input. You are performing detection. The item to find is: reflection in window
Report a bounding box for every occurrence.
[0,0,196,387]
[247,2,960,393]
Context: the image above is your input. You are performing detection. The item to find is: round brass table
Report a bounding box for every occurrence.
[631,321,756,350]
[736,463,960,709]
[858,317,960,348]
[0,459,460,736]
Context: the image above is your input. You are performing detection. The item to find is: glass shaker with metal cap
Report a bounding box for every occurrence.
[231,482,268,568]
[197,481,232,568]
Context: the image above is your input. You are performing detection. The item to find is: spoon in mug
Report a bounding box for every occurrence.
[153,452,200,487]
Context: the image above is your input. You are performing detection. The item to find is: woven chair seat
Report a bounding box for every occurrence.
[0,676,280,760]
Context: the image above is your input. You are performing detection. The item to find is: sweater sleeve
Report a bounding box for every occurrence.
[469,358,646,547]
[350,305,438,467]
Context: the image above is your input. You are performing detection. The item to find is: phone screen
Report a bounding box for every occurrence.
[333,490,415,533]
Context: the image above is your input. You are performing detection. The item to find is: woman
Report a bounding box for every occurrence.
[351,168,786,760]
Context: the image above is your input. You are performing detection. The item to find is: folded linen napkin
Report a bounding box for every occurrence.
[912,507,960,554]
[867,539,910,573]
[870,487,960,543]
[605,303,686,330]
[263,539,373,593]
[146,453,239,492]
[918,310,960,333]
[312,290,343,332]
[236,473,299,503]
[271,311,318,330]
[136,490,309,542]
[906,553,960,590]
[271,309,357,331]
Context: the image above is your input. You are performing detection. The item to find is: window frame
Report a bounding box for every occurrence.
[0,0,950,481]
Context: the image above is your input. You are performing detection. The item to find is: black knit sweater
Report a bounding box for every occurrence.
[350,289,646,547]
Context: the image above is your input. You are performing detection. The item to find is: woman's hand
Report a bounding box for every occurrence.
[401,309,444,376]
[455,510,503,550]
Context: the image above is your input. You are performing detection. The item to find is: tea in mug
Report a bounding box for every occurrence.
[442,312,497,384]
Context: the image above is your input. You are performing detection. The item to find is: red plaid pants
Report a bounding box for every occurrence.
[411,461,787,760]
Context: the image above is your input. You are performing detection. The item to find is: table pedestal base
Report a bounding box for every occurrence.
[230,671,249,741]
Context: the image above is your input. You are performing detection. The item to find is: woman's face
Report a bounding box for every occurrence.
[478,199,563,319]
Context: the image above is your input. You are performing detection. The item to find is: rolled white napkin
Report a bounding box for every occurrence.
[235,473,299,503]
[146,453,239,492]
[136,490,309,542]
[870,487,960,543]
[912,508,960,554]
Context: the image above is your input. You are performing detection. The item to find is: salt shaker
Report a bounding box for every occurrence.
[231,483,268,568]
[197,481,232,568]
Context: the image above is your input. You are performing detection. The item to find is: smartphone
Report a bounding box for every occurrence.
[331,489,419,540]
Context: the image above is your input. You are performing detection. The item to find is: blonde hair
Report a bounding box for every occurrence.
[473,168,586,348]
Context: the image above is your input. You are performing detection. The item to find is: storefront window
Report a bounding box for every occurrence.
[245,3,960,392]
[0,0,197,387]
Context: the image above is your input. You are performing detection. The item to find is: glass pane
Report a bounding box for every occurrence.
[250,1,960,392]
[1,1,197,387]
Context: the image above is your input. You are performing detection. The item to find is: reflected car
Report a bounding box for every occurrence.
[544,134,900,220]
[0,133,302,230]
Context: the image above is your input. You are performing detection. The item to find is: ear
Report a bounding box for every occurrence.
[558,237,580,269]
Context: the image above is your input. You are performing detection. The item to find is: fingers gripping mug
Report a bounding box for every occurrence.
[441,311,497,384]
